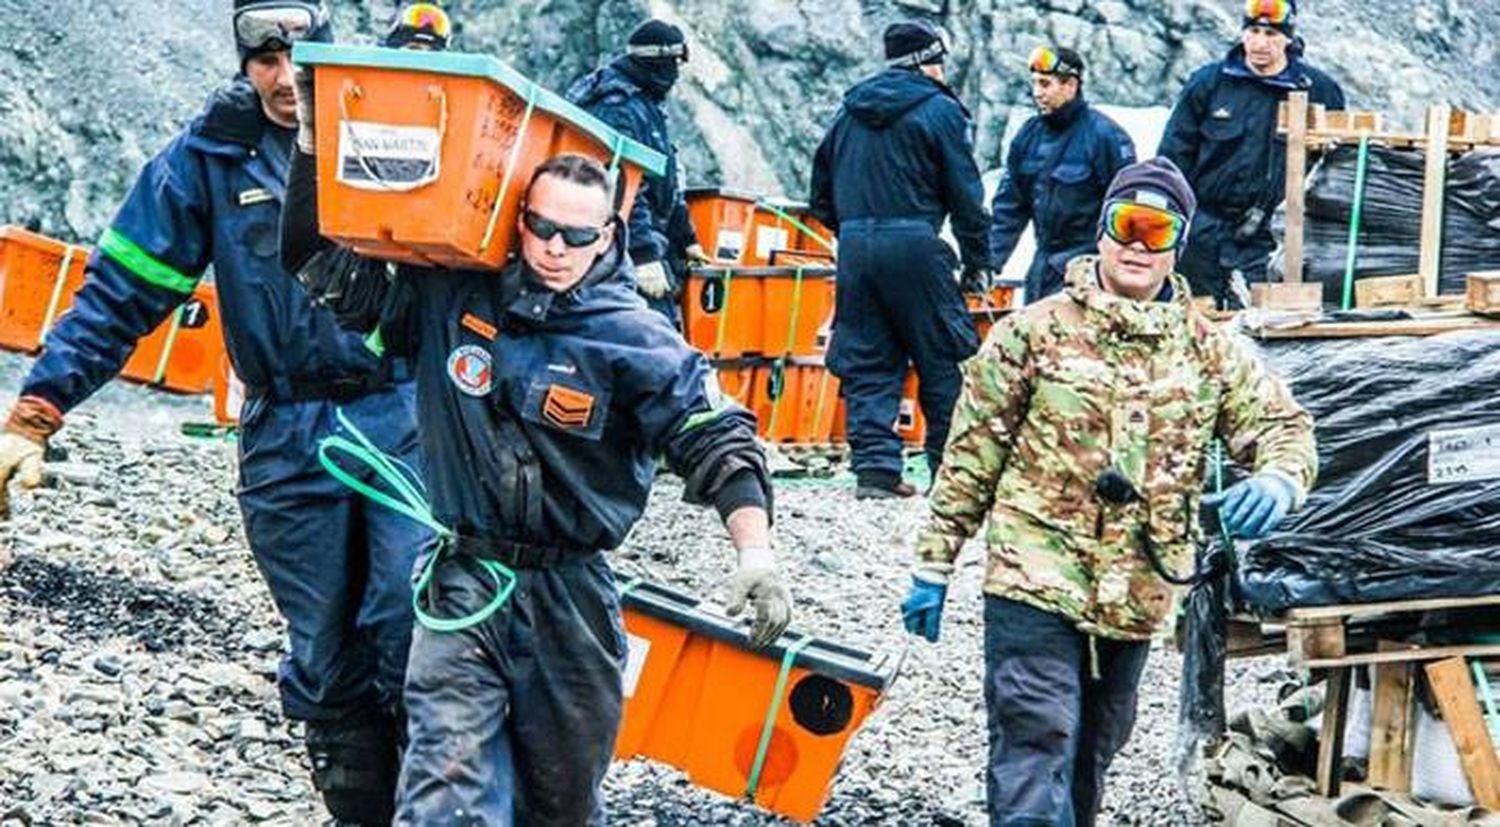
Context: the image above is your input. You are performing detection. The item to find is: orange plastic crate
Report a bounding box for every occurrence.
[212,353,244,425]
[615,581,894,823]
[683,267,834,359]
[119,280,225,394]
[685,189,836,266]
[295,44,664,271]
[746,358,841,445]
[897,368,927,448]
[0,226,90,354]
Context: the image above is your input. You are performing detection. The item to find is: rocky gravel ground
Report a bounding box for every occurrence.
[0,352,1292,825]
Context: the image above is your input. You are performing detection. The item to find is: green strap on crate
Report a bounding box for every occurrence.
[1340,133,1372,311]
[764,267,806,440]
[151,303,187,386]
[39,244,78,342]
[745,634,816,799]
[316,408,517,632]
[480,82,539,252]
[753,201,835,254]
[711,267,735,353]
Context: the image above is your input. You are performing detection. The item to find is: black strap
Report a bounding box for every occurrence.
[247,359,408,403]
[451,534,587,569]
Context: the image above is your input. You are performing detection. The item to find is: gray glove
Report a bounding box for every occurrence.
[293,63,317,155]
[635,260,672,300]
[725,548,792,648]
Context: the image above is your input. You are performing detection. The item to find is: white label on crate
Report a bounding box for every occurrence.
[622,633,651,699]
[226,368,245,422]
[755,227,790,262]
[1428,423,1500,485]
[715,229,745,261]
[337,121,442,192]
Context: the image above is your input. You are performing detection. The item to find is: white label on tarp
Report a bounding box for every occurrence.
[1428,423,1500,485]
[337,121,442,192]
[622,633,651,698]
[755,227,790,262]
[715,229,745,261]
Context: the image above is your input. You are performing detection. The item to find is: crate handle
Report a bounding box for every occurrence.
[39,244,79,343]
[336,80,448,193]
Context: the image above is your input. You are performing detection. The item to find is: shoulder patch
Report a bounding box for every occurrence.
[543,384,595,429]
[446,345,493,397]
[461,312,497,341]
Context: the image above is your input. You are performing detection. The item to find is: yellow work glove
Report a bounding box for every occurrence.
[725,546,792,648]
[0,396,62,519]
[684,243,711,267]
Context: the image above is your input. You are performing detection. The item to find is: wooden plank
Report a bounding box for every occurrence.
[1354,274,1423,309]
[1367,641,1418,792]
[1252,314,1500,339]
[1250,282,1321,311]
[1425,656,1500,808]
[1305,644,1500,670]
[1284,91,1310,285]
[1316,666,1352,796]
[1283,593,1500,622]
[1287,618,1346,666]
[1418,104,1452,298]
[1468,272,1500,316]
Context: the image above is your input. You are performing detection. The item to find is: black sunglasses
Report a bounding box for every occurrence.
[522,210,606,248]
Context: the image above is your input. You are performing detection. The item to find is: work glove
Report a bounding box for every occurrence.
[900,568,950,643]
[0,396,62,519]
[725,547,792,648]
[634,260,672,300]
[684,243,711,267]
[960,266,996,296]
[1202,472,1298,540]
[292,62,317,155]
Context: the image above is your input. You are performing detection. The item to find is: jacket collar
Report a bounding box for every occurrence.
[1062,256,1195,339]
[505,219,644,325]
[1220,44,1313,92]
[1043,95,1087,130]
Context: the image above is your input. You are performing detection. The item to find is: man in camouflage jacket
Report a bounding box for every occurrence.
[900,158,1317,826]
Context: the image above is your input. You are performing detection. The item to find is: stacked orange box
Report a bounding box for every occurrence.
[0,226,90,354]
[119,280,225,394]
[615,581,894,823]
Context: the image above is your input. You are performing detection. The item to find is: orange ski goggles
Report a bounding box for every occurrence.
[1028,46,1080,77]
[1244,0,1294,27]
[1102,202,1189,253]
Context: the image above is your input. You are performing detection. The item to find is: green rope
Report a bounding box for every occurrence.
[711,268,734,354]
[753,201,835,254]
[151,303,187,386]
[480,83,539,252]
[745,635,816,799]
[317,408,517,632]
[39,245,78,342]
[764,268,806,440]
[1340,134,1372,311]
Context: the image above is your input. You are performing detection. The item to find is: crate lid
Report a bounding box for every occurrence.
[292,43,667,177]
[621,579,894,691]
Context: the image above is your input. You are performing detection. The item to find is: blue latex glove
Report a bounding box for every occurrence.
[900,575,948,642]
[1202,473,1297,539]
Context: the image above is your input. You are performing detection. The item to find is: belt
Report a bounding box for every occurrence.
[839,216,942,233]
[451,534,588,569]
[246,360,409,404]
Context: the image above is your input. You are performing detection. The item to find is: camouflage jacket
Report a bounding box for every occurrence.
[915,257,1317,640]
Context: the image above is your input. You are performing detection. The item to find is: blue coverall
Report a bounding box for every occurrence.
[1159,43,1345,307]
[989,96,1136,302]
[281,147,773,825]
[20,78,429,822]
[810,67,989,483]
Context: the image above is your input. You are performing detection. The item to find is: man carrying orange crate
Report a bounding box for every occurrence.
[902,158,1318,825]
[567,19,710,328]
[0,4,438,823]
[809,21,993,498]
[282,136,793,820]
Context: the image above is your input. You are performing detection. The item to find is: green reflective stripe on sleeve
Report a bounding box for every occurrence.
[98,228,199,295]
[680,408,726,433]
[364,326,387,357]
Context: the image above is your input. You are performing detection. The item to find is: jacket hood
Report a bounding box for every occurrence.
[843,68,951,129]
[566,63,644,109]
[192,77,270,148]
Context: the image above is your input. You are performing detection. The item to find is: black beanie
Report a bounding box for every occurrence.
[233,1,333,68]
[1243,0,1296,37]
[625,19,688,62]
[1034,45,1085,78]
[1101,158,1198,224]
[884,21,946,68]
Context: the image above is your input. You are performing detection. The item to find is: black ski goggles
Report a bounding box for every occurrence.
[234,2,328,52]
[522,210,607,248]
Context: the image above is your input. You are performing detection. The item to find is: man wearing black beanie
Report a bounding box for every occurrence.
[810,20,991,498]
[567,18,709,326]
[0,2,429,823]
[1160,0,1345,308]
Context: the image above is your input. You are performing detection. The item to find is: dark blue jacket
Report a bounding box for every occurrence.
[989,96,1135,295]
[23,79,390,411]
[280,147,770,551]
[809,68,990,272]
[1159,44,1345,223]
[566,61,696,272]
